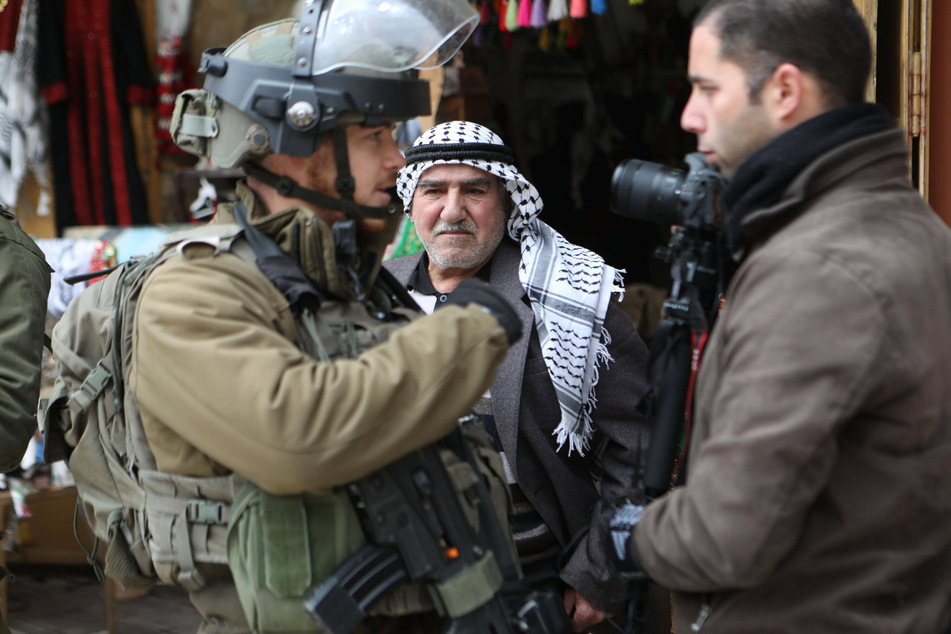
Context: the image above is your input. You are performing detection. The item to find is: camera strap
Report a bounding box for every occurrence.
[681,329,709,473]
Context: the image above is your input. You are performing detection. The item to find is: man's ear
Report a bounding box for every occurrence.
[762,62,805,122]
[763,62,826,127]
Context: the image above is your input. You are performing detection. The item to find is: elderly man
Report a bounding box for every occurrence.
[385,120,652,632]
[601,1,951,633]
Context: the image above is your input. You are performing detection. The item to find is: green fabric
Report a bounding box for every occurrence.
[248,33,295,66]
[0,207,51,472]
[228,482,365,633]
[430,552,503,618]
[386,216,424,260]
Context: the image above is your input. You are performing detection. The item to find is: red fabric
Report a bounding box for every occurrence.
[40,81,68,105]
[682,330,709,463]
[0,0,24,53]
[155,35,194,157]
[61,0,146,225]
[127,84,154,107]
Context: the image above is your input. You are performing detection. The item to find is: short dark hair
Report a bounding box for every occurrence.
[696,0,871,106]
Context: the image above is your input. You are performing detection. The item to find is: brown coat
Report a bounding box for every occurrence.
[634,130,951,632]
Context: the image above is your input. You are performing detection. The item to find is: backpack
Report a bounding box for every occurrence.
[40,214,520,631]
[39,224,250,592]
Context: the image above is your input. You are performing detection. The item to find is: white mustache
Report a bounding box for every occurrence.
[433,220,477,236]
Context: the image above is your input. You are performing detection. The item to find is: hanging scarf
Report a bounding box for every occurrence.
[530,0,548,27]
[548,0,569,22]
[396,121,625,456]
[0,0,48,208]
[723,102,892,259]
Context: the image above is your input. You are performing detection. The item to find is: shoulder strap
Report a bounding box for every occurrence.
[375,265,423,314]
[231,201,323,312]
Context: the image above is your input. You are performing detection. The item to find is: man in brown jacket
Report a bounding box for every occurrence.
[601,1,951,632]
[138,3,522,633]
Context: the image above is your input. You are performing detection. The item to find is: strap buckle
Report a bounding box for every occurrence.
[185,500,228,525]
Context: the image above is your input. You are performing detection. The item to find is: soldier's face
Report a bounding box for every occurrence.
[305,123,405,233]
[257,124,404,234]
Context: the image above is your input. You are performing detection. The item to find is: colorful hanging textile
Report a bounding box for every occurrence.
[530,0,548,27]
[505,0,520,31]
[479,0,491,25]
[155,0,195,157]
[0,0,24,51]
[517,0,532,27]
[37,0,153,229]
[0,0,48,208]
[548,0,569,22]
[538,25,552,51]
[570,0,588,18]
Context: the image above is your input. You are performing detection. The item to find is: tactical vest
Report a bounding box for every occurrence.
[217,206,517,633]
[226,285,520,631]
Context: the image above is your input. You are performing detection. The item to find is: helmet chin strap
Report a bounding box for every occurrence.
[243,129,399,220]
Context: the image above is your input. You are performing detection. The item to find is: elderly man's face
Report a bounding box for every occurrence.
[410,163,509,273]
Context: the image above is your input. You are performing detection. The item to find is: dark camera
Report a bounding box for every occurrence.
[610,153,729,500]
[610,152,725,231]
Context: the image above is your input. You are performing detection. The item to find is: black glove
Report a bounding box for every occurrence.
[596,498,647,579]
[441,277,522,345]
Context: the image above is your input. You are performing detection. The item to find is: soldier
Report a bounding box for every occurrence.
[137,2,521,631]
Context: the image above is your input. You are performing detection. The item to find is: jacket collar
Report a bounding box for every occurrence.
[739,128,908,256]
[214,181,398,300]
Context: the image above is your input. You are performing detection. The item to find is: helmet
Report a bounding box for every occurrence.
[170,0,477,170]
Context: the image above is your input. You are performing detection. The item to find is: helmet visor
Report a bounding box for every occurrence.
[310,0,478,75]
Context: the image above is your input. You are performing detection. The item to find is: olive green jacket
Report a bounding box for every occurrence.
[129,184,510,494]
[0,207,51,473]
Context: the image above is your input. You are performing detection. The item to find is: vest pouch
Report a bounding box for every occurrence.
[104,511,157,590]
[227,482,365,633]
[139,471,238,591]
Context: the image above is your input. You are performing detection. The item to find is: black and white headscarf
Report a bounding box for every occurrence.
[397,121,625,456]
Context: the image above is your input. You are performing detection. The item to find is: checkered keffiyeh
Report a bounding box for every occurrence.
[397,121,625,456]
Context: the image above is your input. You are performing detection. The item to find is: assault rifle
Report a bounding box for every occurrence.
[305,418,567,634]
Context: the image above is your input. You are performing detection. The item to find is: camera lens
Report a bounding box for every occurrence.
[610,160,687,226]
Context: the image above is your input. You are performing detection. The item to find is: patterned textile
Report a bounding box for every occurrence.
[397,120,625,455]
[0,0,48,208]
[155,0,195,157]
[35,238,106,319]
[37,0,153,229]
